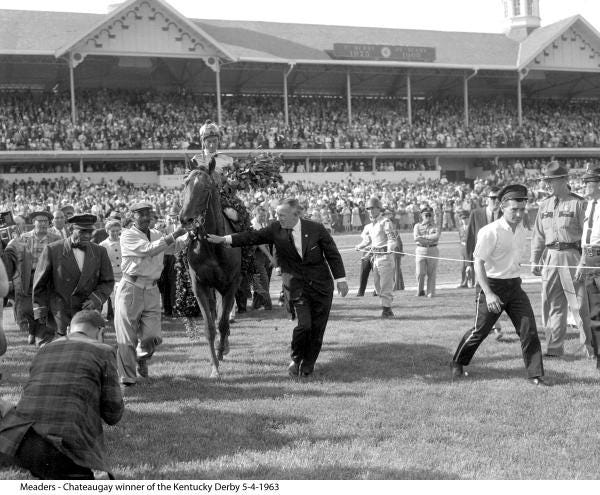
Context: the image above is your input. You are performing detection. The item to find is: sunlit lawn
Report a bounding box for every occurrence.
[1,232,598,480]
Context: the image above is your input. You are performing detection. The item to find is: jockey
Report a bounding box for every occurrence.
[192,120,243,227]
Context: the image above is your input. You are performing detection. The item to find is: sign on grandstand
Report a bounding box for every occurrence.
[331,43,436,62]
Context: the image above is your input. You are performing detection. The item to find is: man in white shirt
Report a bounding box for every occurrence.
[451,185,546,385]
[575,165,600,371]
[114,202,188,387]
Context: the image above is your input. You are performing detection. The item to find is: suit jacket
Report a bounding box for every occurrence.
[33,239,114,333]
[231,219,345,299]
[465,208,502,261]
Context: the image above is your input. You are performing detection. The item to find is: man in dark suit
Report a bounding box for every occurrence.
[32,214,114,340]
[207,198,348,377]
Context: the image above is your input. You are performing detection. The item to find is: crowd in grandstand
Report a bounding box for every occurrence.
[1,160,588,234]
[3,90,600,152]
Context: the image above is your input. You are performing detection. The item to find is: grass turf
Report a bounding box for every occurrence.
[0,232,598,480]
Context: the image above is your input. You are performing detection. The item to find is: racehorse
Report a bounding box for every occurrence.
[179,166,242,378]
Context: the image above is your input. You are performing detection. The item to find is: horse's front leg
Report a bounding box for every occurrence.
[191,281,220,378]
[216,287,237,360]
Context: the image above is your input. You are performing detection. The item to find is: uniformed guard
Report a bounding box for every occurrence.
[355,197,397,318]
[575,164,600,371]
[413,205,440,297]
[530,161,593,358]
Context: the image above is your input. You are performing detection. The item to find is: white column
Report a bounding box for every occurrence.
[346,71,352,125]
[69,55,77,124]
[406,73,412,127]
[463,75,469,127]
[283,68,289,127]
[215,59,222,126]
[517,74,522,127]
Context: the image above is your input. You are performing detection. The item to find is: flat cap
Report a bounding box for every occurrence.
[498,184,529,202]
[70,309,107,329]
[130,202,153,213]
[582,164,600,182]
[31,211,53,221]
[420,206,434,213]
[542,161,569,179]
[67,213,97,229]
[60,204,75,214]
[105,219,121,230]
[108,211,122,220]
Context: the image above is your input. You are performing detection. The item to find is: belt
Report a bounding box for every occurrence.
[371,247,388,254]
[583,246,600,257]
[123,273,157,288]
[417,244,437,248]
[546,241,579,251]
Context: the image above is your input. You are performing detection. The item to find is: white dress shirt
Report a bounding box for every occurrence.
[73,247,85,271]
[582,198,600,247]
[473,217,526,279]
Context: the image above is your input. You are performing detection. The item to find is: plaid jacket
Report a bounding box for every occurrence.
[0,336,123,471]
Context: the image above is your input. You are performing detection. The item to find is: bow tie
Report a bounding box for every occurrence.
[72,242,86,250]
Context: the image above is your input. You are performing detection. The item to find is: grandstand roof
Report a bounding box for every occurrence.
[1,1,600,98]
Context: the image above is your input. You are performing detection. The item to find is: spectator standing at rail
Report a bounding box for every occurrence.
[413,206,440,298]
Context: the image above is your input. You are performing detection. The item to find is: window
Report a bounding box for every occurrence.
[513,0,521,16]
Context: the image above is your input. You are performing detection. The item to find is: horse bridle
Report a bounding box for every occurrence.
[188,170,217,241]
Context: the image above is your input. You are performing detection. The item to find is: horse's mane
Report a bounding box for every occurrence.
[183,166,211,186]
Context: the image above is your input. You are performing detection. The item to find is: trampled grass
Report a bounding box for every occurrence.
[0,233,598,480]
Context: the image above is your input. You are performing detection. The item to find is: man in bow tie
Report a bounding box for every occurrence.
[33,214,114,342]
[208,198,348,378]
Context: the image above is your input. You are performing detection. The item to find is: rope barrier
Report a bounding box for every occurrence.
[337,246,600,271]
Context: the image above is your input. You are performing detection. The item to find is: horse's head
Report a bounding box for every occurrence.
[180,166,218,225]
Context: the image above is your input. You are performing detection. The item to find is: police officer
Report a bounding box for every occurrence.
[413,206,440,298]
[530,161,593,358]
[452,184,545,385]
[355,197,397,318]
[575,164,600,371]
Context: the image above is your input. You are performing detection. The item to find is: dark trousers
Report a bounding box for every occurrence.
[453,278,544,378]
[357,255,373,296]
[158,254,176,316]
[14,428,94,480]
[290,284,333,373]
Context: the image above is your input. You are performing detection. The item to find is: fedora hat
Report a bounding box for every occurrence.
[582,164,600,182]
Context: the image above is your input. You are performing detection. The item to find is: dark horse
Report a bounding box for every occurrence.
[180,166,242,378]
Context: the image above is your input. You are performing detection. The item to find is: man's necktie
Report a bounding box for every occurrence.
[586,200,597,245]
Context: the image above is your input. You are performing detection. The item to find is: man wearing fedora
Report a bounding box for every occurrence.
[32,214,114,341]
[575,164,600,371]
[355,197,397,318]
[531,161,593,358]
[3,211,61,345]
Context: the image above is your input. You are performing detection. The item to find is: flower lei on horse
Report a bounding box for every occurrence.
[174,123,283,324]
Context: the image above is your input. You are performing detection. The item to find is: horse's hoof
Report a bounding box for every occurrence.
[222,339,230,356]
[210,368,220,379]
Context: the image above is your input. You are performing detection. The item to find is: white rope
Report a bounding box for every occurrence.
[337,246,599,271]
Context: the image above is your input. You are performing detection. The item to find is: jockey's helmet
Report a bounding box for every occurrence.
[199,120,221,142]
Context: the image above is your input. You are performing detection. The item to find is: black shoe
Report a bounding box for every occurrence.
[381,307,394,319]
[451,362,466,380]
[288,361,300,377]
[300,362,314,377]
[528,376,549,387]
[372,291,378,297]
[136,359,149,378]
[356,293,365,297]
[417,291,426,297]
